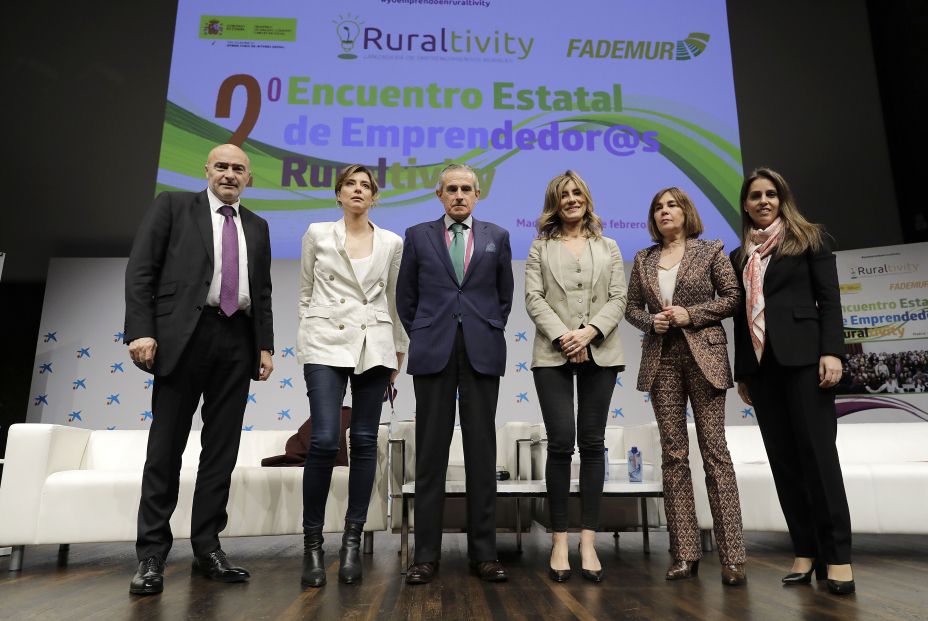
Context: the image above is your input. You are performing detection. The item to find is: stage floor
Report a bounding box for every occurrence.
[1,528,925,620]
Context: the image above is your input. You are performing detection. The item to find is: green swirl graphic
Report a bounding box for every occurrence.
[157,100,741,231]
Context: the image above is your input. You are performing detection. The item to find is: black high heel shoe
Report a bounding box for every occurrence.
[826,578,856,595]
[548,544,571,583]
[782,560,826,585]
[578,543,604,583]
[825,565,856,595]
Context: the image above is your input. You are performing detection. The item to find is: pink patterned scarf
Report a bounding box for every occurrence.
[744,218,782,362]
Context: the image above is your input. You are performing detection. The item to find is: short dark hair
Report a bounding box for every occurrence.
[646,187,704,242]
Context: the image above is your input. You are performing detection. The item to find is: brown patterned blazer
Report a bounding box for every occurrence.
[625,238,741,391]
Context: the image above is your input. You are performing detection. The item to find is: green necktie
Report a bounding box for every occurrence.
[450,222,466,283]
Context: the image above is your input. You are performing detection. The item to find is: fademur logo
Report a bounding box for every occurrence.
[567,32,710,61]
[335,12,533,60]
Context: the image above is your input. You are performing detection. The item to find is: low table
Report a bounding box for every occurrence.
[397,479,663,572]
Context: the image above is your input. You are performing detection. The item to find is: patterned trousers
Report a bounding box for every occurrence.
[650,332,746,564]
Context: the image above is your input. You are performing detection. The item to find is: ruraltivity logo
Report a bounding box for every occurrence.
[567,32,711,61]
[334,12,533,60]
[334,12,364,59]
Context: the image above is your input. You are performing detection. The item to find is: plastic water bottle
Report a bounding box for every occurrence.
[627,446,642,482]
[603,447,610,481]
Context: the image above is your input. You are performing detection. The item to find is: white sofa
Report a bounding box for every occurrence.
[0,423,390,571]
[690,422,928,539]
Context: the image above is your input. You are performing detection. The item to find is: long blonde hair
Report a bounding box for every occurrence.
[734,167,823,266]
[536,170,603,239]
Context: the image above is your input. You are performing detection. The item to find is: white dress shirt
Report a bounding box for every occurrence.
[205,187,251,312]
[442,213,474,272]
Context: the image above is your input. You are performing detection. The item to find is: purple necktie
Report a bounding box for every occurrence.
[218,205,239,317]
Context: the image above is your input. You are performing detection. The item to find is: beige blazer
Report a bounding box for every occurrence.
[524,236,627,368]
[296,219,409,373]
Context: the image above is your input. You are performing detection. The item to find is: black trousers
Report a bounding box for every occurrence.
[532,362,618,532]
[746,345,852,565]
[136,308,253,561]
[412,326,500,564]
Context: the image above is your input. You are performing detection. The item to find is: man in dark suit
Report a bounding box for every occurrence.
[396,163,514,584]
[124,143,274,595]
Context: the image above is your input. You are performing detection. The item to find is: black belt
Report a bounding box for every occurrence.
[201,305,248,319]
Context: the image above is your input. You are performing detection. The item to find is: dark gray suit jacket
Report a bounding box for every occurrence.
[124,190,274,378]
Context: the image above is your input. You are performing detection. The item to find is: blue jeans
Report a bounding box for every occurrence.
[302,364,391,530]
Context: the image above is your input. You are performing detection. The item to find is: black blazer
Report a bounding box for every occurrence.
[124,190,274,378]
[729,233,844,380]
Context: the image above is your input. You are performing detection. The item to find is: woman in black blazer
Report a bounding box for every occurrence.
[730,167,854,595]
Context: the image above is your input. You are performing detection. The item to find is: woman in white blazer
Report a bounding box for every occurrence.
[525,170,627,584]
[297,165,408,589]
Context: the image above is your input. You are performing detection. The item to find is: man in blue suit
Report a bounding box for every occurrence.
[397,163,514,584]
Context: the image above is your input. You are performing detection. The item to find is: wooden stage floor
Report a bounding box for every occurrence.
[1,528,925,620]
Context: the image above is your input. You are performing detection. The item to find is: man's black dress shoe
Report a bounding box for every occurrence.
[406,561,439,585]
[129,556,165,595]
[192,549,250,583]
[470,560,508,582]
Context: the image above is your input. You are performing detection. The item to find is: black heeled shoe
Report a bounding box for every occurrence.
[301,526,326,588]
[826,578,856,595]
[782,560,826,585]
[338,522,363,584]
[548,545,571,583]
[825,565,856,595]
[578,543,604,583]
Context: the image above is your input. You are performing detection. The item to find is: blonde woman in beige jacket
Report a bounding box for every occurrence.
[525,170,627,584]
[297,165,408,589]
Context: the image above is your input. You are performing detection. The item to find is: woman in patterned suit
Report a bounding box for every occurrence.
[625,187,747,586]
[525,170,627,583]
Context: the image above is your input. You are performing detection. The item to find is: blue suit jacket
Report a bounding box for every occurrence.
[396,216,514,376]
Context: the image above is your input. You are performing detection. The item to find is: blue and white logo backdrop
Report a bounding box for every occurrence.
[30,245,928,431]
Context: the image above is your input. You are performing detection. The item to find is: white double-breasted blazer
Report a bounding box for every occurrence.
[296,219,409,373]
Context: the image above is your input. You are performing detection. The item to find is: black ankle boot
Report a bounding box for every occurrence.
[301,527,326,588]
[338,522,364,584]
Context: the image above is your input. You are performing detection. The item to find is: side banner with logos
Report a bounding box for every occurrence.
[836,242,928,422]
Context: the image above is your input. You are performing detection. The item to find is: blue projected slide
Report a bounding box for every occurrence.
[156,0,742,258]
